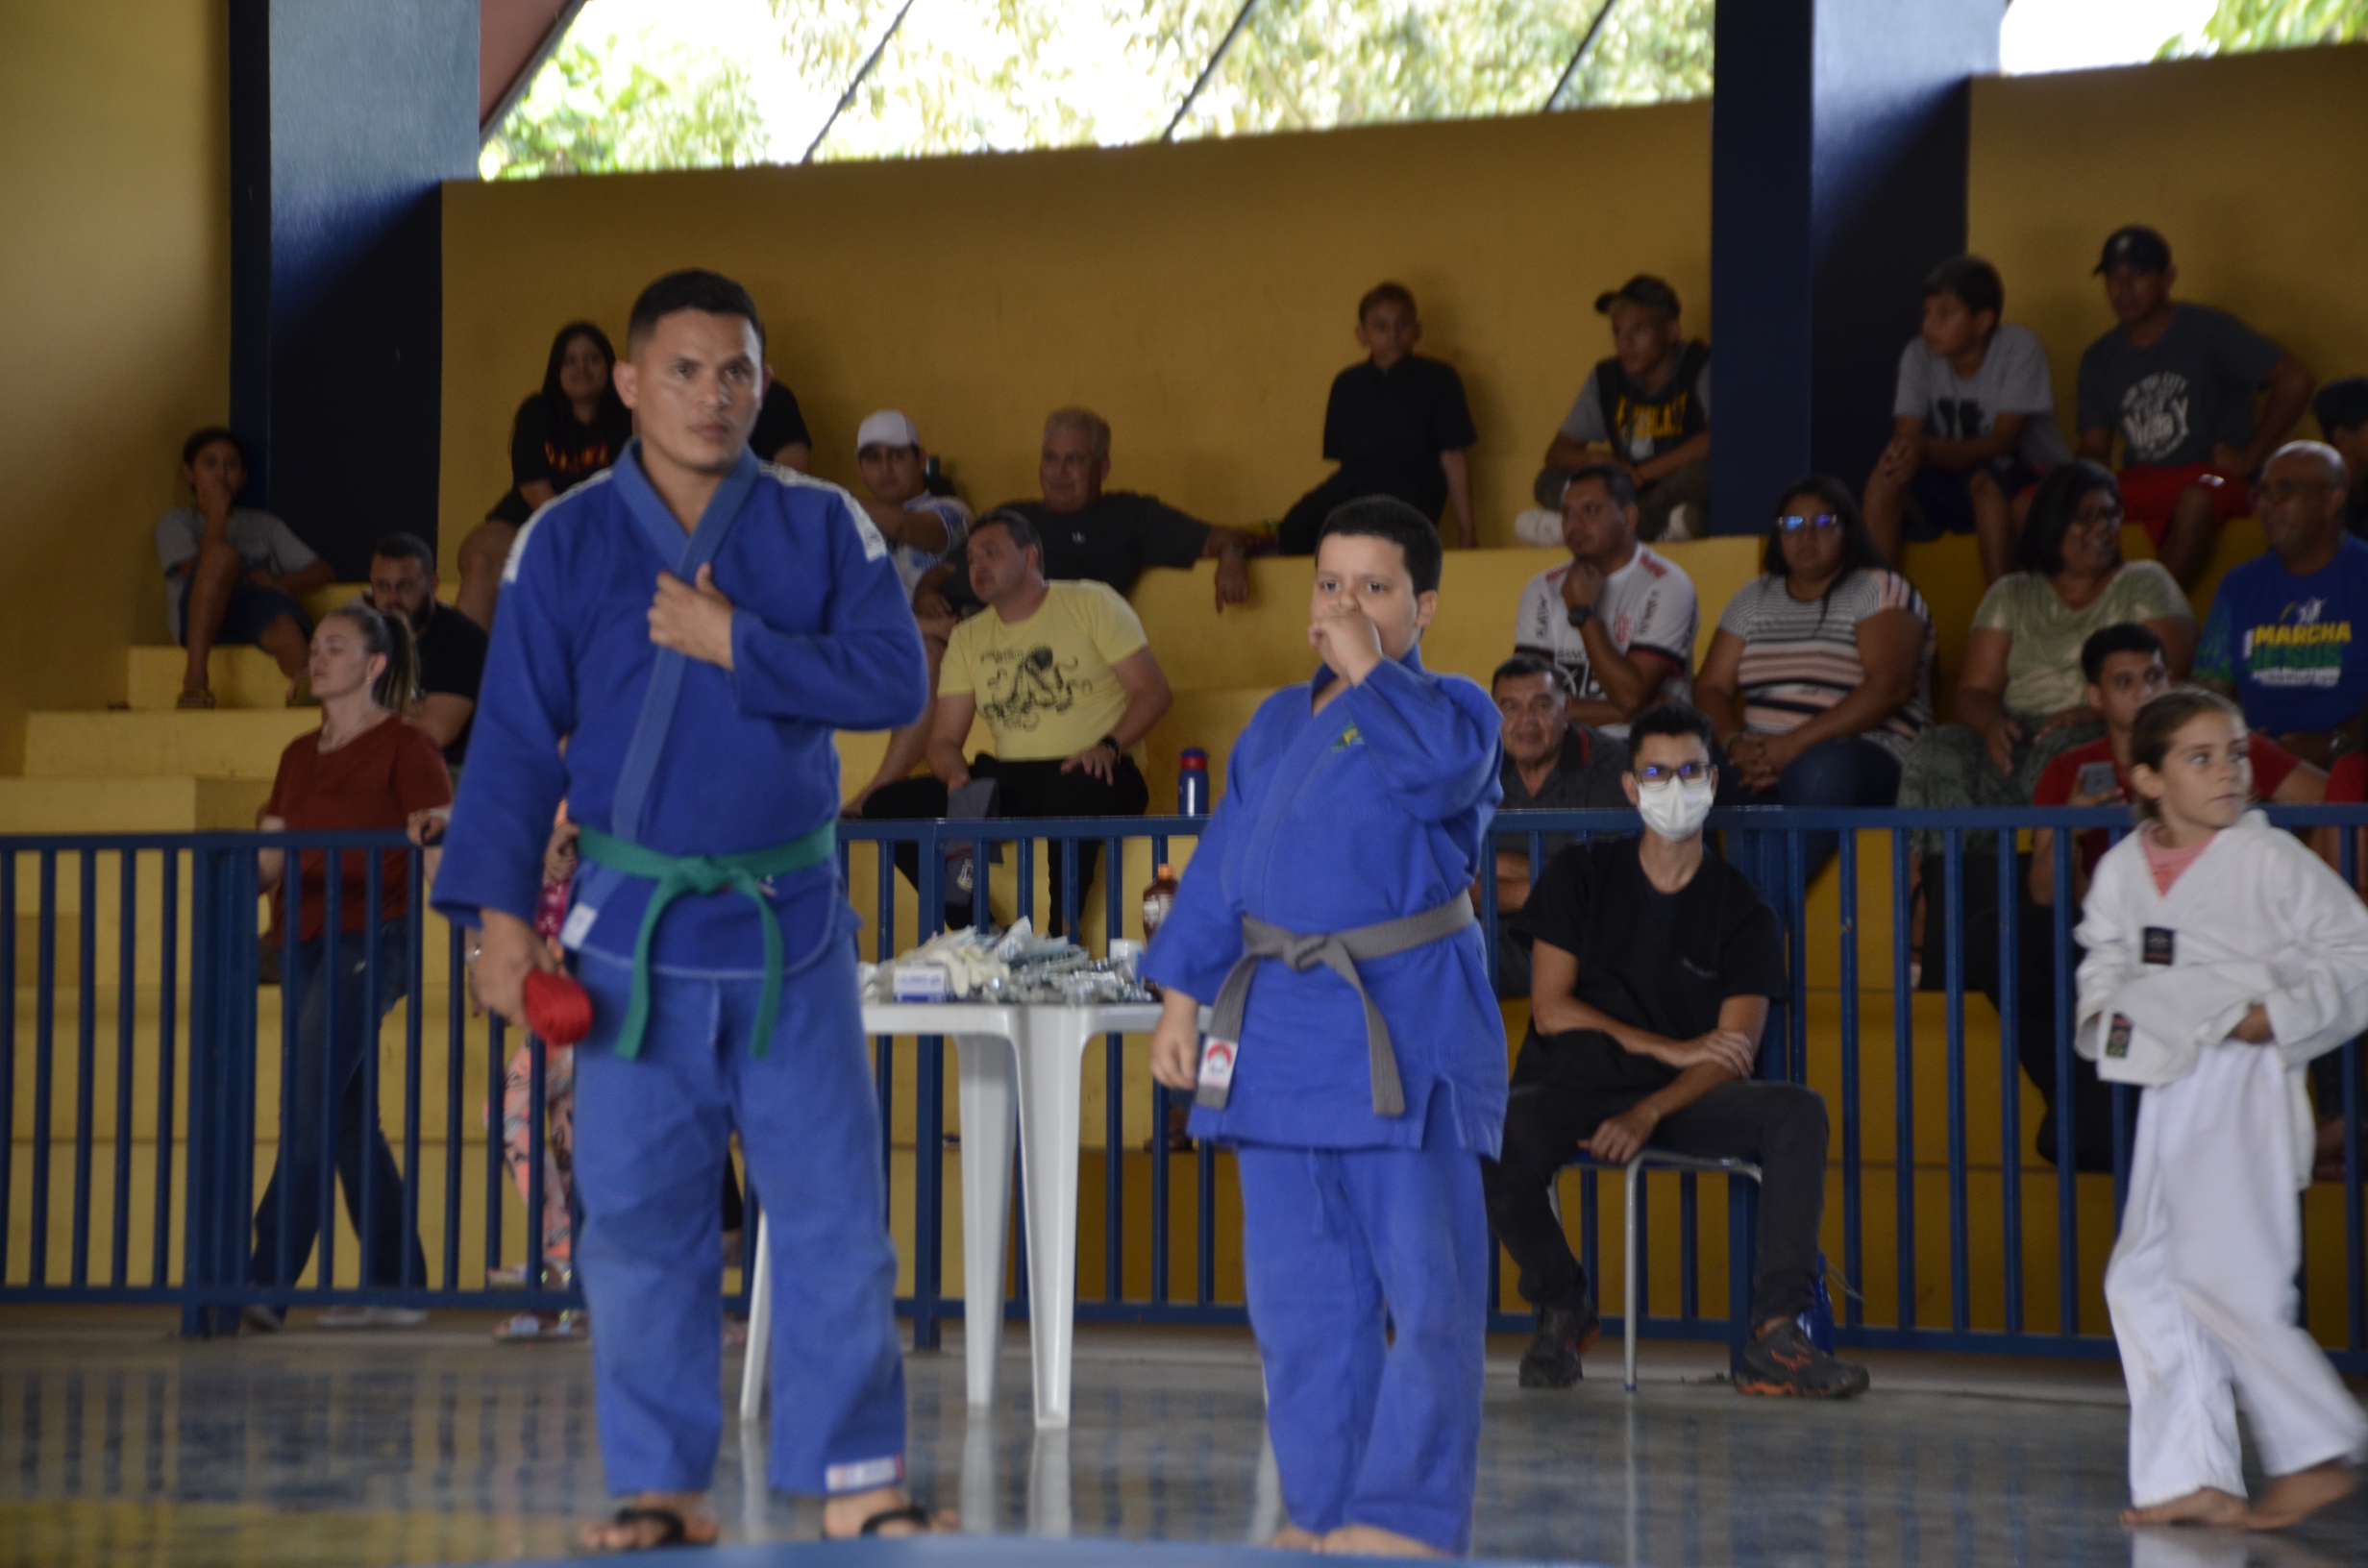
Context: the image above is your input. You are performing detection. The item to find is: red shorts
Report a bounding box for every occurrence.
[2116,463,2249,544]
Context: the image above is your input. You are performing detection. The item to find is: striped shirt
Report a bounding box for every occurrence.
[1714,569,1935,758]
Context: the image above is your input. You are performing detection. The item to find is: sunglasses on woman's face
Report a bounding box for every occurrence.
[1778,513,1840,532]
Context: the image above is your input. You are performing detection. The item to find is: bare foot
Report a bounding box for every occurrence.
[1320,1523,1447,1557]
[2120,1486,2250,1528]
[580,1490,719,1552]
[821,1483,956,1539]
[2249,1459,2358,1530]
[1266,1523,1324,1552]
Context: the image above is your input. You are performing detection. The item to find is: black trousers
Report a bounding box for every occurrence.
[1276,470,1441,555]
[861,753,1149,934]
[1481,1036,1831,1325]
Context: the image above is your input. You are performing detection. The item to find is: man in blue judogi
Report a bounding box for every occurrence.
[434,271,939,1551]
[1145,497,1505,1558]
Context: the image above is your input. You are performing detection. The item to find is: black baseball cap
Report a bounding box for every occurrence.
[2093,225,2172,276]
[1594,275,1681,317]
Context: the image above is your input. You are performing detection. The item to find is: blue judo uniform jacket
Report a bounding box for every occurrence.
[432,441,928,966]
[1142,649,1506,1154]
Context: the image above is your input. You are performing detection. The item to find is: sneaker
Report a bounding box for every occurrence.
[239,1304,285,1335]
[318,1306,430,1330]
[1733,1318,1869,1399]
[1517,1300,1601,1389]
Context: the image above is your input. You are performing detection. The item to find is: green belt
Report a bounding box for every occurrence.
[575,821,837,1060]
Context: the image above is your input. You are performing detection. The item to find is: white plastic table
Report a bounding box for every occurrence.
[741,998,1164,1430]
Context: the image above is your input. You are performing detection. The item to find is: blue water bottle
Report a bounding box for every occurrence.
[1178,748,1210,816]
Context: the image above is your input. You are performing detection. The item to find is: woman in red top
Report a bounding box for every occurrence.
[247,602,452,1329]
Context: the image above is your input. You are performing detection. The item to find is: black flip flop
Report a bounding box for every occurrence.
[857,1503,936,1537]
[595,1506,713,1552]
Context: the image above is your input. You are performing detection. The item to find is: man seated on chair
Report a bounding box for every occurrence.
[1479,703,1868,1398]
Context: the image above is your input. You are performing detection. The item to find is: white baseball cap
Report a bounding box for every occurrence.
[855,410,921,453]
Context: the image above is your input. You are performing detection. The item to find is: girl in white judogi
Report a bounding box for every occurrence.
[2076,688,2368,1531]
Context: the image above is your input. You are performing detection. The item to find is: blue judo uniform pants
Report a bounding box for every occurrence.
[1236,1093,1488,1555]
[570,939,908,1499]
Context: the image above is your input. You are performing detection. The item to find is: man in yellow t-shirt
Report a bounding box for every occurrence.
[861,509,1174,932]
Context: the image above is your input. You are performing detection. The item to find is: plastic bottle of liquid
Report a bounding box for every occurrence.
[1178,748,1210,816]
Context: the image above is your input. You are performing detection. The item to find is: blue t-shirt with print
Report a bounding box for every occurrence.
[2195,535,2368,735]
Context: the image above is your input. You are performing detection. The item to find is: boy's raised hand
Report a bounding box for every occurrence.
[1309,598,1384,685]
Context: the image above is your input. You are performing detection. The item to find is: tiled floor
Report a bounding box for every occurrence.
[1,1309,2361,1566]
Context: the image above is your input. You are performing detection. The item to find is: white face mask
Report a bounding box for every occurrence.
[1636,775,1715,842]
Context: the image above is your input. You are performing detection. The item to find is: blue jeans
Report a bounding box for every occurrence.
[250,919,427,1290]
[1729,735,1902,909]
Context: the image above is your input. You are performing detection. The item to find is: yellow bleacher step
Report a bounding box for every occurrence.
[22,710,316,780]
[124,647,293,712]
[0,777,271,834]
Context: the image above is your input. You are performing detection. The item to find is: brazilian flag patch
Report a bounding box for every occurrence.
[1332,725,1363,751]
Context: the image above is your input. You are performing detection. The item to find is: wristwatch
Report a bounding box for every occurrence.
[1098,734,1122,757]
[1565,601,1596,631]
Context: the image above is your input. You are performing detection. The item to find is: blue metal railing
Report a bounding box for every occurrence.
[2,809,2361,1370]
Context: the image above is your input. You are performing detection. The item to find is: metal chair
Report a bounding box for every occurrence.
[1553,1150,1763,1391]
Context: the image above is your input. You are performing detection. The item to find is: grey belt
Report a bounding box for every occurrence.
[1199,896,1477,1115]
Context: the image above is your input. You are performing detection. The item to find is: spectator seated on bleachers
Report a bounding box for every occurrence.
[1486,653,1629,999]
[861,509,1172,936]
[1480,704,1867,1399]
[843,410,974,817]
[1275,282,1477,552]
[1513,465,1698,742]
[456,321,632,629]
[934,406,1249,616]
[2194,442,2368,767]
[2075,224,2315,590]
[1694,475,1935,890]
[2026,623,2322,1170]
[749,377,814,473]
[1519,275,1711,548]
[158,426,332,709]
[2310,377,2368,541]
[364,532,486,775]
[1898,460,2195,860]
[1861,255,2069,580]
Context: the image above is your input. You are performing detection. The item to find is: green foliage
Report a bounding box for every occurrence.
[482,0,1717,176]
[2158,0,2368,57]
[480,32,767,180]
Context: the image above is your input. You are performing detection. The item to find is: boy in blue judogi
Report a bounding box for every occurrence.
[1146,497,1504,1557]
[433,272,939,1551]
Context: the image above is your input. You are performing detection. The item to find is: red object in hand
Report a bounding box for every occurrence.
[522,969,594,1046]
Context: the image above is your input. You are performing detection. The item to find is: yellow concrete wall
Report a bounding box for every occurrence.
[437,104,1714,562]
[1969,46,2368,459]
[0,4,231,772]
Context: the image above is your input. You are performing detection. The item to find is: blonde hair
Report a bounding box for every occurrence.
[2126,687,2244,822]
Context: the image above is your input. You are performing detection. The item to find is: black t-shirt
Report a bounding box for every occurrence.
[750,383,812,461]
[1520,838,1785,1093]
[1321,355,1478,519]
[413,603,488,767]
[1000,492,1212,596]
[489,395,632,525]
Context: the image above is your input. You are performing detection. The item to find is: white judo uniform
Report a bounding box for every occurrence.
[2075,811,2368,1507]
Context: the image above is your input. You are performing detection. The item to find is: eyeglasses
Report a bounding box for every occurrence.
[2069,504,2124,529]
[1777,514,1840,532]
[1634,762,1712,784]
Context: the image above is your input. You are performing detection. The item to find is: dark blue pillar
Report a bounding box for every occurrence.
[231,2,478,578]
[1709,0,1999,536]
